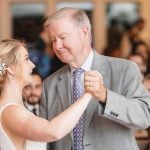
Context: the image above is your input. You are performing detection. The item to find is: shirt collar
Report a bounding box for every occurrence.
[70,50,94,75]
[26,103,39,111]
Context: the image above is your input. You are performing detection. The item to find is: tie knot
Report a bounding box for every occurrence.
[73,68,84,78]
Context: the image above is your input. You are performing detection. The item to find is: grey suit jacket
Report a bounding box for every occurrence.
[40,51,150,150]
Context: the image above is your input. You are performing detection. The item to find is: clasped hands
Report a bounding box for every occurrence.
[84,71,107,104]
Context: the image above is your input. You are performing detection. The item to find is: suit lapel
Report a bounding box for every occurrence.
[57,65,72,110]
[84,51,108,130]
[56,65,73,140]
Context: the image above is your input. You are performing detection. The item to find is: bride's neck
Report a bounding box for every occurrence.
[0,78,23,105]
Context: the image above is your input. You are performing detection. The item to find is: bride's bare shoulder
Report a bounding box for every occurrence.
[1,103,31,129]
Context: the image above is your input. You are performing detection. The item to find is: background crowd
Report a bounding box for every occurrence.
[0,2,150,150]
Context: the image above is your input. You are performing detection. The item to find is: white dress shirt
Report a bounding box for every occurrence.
[70,50,94,100]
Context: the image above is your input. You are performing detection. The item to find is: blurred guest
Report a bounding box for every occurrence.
[131,41,149,62]
[131,41,150,75]
[105,19,123,58]
[120,18,146,58]
[23,70,42,116]
[29,17,64,79]
[143,74,150,93]
[29,17,53,79]
[128,54,146,80]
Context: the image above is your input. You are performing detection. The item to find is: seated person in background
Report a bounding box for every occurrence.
[131,41,150,75]
[128,53,146,80]
[29,17,64,79]
[131,41,150,63]
[0,39,92,150]
[23,70,42,116]
[143,74,150,93]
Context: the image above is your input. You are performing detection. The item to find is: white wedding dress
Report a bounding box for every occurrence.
[0,103,46,150]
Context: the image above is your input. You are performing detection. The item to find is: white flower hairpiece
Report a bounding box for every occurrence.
[0,59,7,76]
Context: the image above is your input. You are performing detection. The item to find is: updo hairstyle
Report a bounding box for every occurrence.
[0,39,26,94]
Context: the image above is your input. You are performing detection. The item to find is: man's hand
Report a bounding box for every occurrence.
[84,71,107,103]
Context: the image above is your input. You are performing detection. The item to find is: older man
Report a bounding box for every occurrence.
[40,7,150,150]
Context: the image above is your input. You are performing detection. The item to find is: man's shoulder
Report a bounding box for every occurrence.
[101,55,139,75]
[94,51,132,67]
[94,52,138,74]
[104,55,131,65]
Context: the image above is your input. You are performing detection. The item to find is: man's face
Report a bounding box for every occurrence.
[48,17,90,68]
[23,74,42,105]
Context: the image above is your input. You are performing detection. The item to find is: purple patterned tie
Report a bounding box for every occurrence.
[72,68,85,150]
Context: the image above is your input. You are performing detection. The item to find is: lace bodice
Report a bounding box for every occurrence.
[0,103,46,150]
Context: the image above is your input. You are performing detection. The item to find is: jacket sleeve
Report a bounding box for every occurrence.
[102,62,150,129]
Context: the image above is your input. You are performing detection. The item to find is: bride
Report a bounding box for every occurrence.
[0,39,92,150]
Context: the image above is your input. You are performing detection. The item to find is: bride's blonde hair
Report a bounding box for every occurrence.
[0,39,27,94]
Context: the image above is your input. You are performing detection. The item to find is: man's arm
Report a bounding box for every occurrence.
[84,62,150,129]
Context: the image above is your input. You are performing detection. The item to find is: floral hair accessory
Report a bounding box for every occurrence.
[0,59,7,76]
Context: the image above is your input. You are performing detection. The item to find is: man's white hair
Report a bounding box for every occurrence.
[45,7,92,41]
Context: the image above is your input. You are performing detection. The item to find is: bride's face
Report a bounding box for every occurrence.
[15,46,35,86]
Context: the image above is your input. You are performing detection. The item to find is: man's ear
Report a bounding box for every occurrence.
[81,26,88,38]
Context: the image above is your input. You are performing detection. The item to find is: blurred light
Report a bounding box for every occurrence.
[11,3,45,17]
